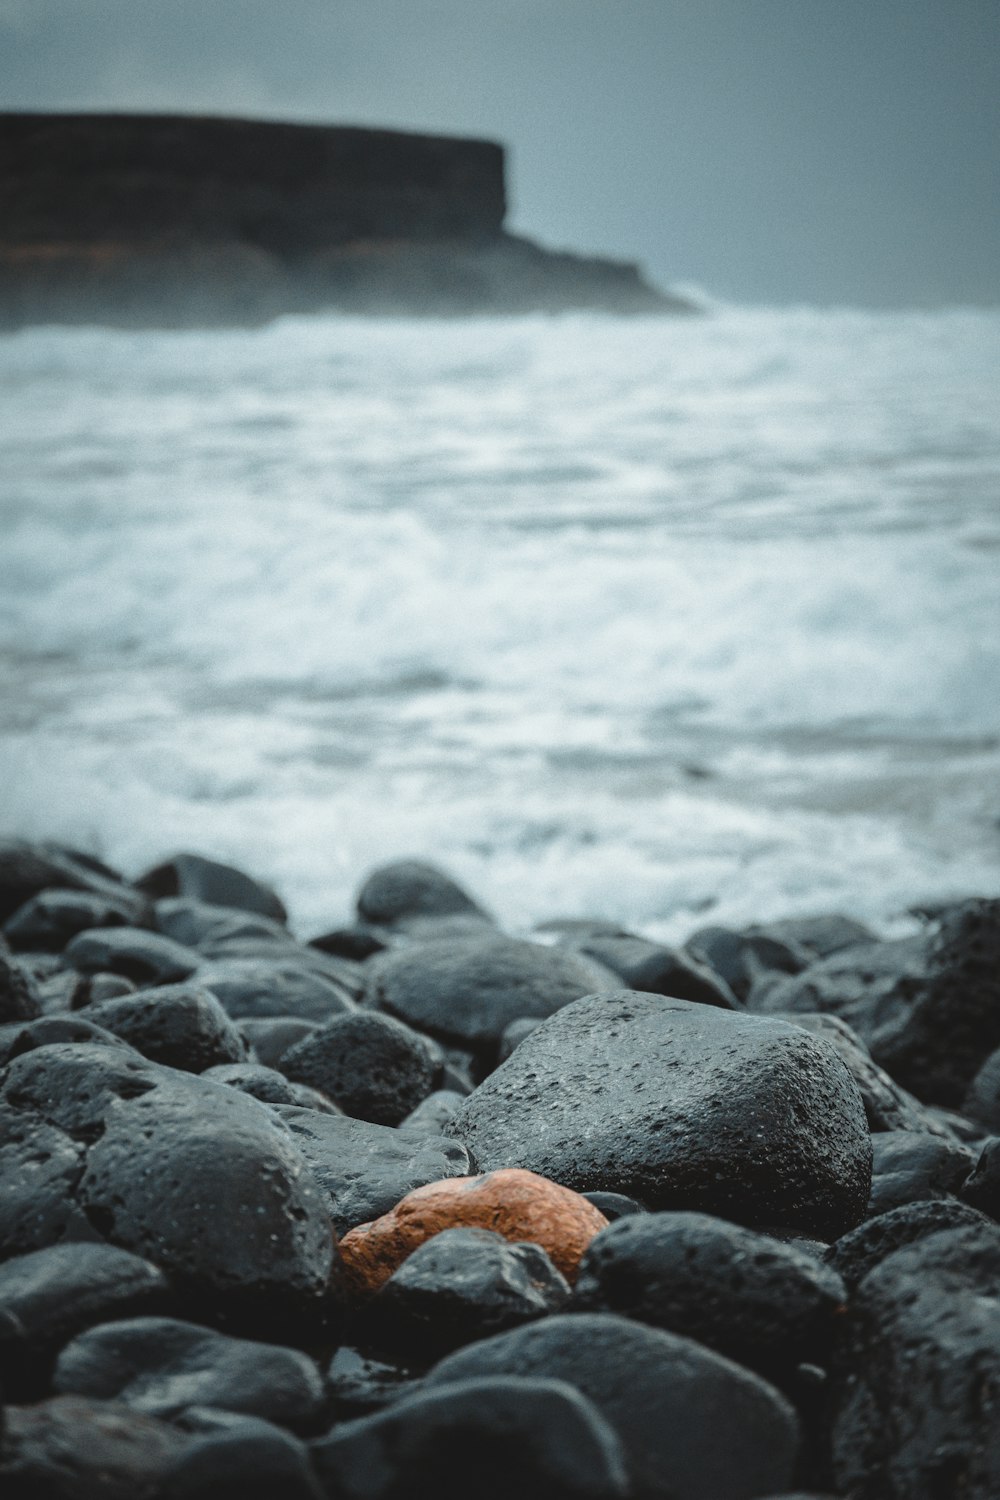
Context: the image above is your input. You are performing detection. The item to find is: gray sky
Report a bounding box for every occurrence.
[2,0,998,305]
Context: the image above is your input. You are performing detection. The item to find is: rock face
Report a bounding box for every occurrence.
[450,991,872,1241]
[0,112,692,327]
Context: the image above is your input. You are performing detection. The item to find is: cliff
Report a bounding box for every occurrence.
[0,112,693,326]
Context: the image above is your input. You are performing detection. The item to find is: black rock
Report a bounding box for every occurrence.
[136,853,287,924]
[356,859,490,927]
[399,1089,465,1135]
[159,1416,324,1500]
[85,974,137,1003]
[582,1191,648,1221]
[0,1394,188,1499]
[867,1130,975,1217]
[3,889,139,952]
[359,1226,569,1359]
[962,1046,1000,1131]
[830,1223,1000,1499]
[825,1198,993,1289]
[238,1016,318,1067]
[0,1014,133,1067]
[281,1011,442,1126]
[450,991,872,1241]
[0,1041,161,1141]
[684,924,814,1001]
[54,1316,326,1430]
[196,958,357,1023]
[0,952,42,1023]
[312,1375,629,1500]
[753,915,877,959]
[743,935,925,1030]
[423,1313,799,1500]
[151,896,288,948]
[273,1105,470,1234]
[366,934,616,1054]
[570,1211,846,1381]
[309,923,390,961]
[203,1061,340,1111]
[0,1101,91,1259]
[0,838,145,924]
[83,985,249,1073]
[78,1076,337,1331]
[961,1136,1000,1219]
[498,1016,543,1060]
[0,1242,170,1397]
[325,1345,421,1419]
[63,927,201,986]
[573,934,740,1009]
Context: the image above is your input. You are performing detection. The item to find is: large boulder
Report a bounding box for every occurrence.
[450,991,872,1241]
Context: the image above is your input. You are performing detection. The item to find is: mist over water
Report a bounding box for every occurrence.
[2,308,999,939]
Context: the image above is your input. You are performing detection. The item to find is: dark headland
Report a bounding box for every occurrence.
[0,113,694,328]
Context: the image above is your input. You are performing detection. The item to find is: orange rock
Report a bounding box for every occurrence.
[338,1167,608,1295]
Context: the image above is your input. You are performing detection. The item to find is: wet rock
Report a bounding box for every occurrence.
[0,1243,170,1397]
[754,914,877,959]
[399,1089,465,1135]
[152,896,288,948]
[3,889,140,952]
[274,1105,470,1234]
[238,1016,318,1067]
[825,1198,992,1290]
[85,974,137,1003]
[572,934,740,1009]
[325,1345,420,1419]
[63,927,201,986]
[54,1316,326,1430]
[583,1191,648,1221]
[203,1061,340,1111]
[366,934,616,1055]
[684,923,814,1001]
[281,1011,442,1126]
[0,952,42,1023]
[0,1102,91,1258]
[0,1042,161,1141]
[745,934,926,1024]
[570,1211,847,1381]
[450,991,872,1241]
[0,1394,188,1499]
[358,1226,569,1359]
[312,1374,628,1500]
[159,1415,324,1500]
[867,1130,974,1217]
[79,1077,337,1330]
[0,1014,133,1067]
[337,1167,608,1294]
[309,923,389,961]
[0,838,144,925]
[962,1046,1000,1131]
[196,958,357,1023]
[356,859,490,927]
[424,1313,799,1500]
[498,1016,542,1059]
[961,1136,1000,1219]
[136,852,287,924]
[82,985,249,1073]
[830,1223,1000,1499]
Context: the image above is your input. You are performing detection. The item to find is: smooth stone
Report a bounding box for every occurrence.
[572,934,740,1009]
[309,923,390,961]
[136,853,287,923]
[962,1047,1000,1131]
[0,1243,170,1397]
[159,1416,324,1500]
[83,986,249,1073]
[0,1102,91,1258]
[582,1191,649,1221]
[684,924,814,1001]
[63,927,201,985]
[273,1104,470,1235]
[86,974,137,1002]
[358,1226,569,1359]
[366,934,617,1053]
[744,935,925,1025]
[450,991,872,1241]
[825,1198,993,1290]
[0,952,42,1023]
[152,897,290,950]
[0,838,144,924]
[867,1130,975,1217]
[195,958,357,1023]
[79,1077,337,1330]
[3,889,139,952]
[0,1014,134,1067]
[203,1061,339,1111]
[424,1313,800,1500]
[570,1211,847,1380]
[238,1016,318,1067]
[830,1223,1000,1499]
[325,1345,420,1420]
[54,1316,326,1430]
[281,1011,442,1126]
[399,1089,465,1135]
[337,1168,607,1294]
[0,1394,188,1499]
[961,1136,1000,1219]
[312,1375,629,1500]
[753,915,877,959]
[0,1042,161,1141]
[498,1016,542,1060]
[356,859,491,927]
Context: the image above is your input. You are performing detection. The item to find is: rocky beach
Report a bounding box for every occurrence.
[1,839,999,1497]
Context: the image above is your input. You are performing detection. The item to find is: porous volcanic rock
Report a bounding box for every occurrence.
[281,1010,441,1126]
[337,1168,608,1294]
[83,985,249,1073]
[825,1198,992,1290]
[449,991,872,1241]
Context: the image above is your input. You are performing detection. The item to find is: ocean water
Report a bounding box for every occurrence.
[1,308,998,942]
